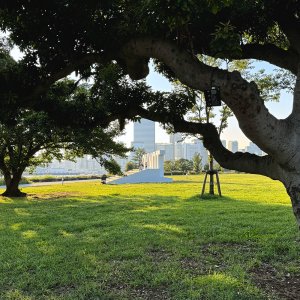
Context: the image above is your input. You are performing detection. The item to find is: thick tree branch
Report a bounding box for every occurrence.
[120,38,290,162]
[136,107,283,180]
[291,64,300,122]
[240,44,299,75]
[206,43,299,75]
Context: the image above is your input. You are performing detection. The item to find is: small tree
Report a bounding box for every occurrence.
[203,164,209,171]
[0,110,128,197]
[192,153,202,174]
[164,160,176,174]
[101,159,123,176]
[125,161,136,172]
[175,159,193,174]
[132,148,146,169]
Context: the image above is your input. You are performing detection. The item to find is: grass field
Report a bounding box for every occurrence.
[0,174,299,300]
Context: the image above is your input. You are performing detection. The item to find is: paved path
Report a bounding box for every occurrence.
[0,179,100,189]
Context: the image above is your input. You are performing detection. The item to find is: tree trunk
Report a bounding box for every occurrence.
[209,154,214,195]
[286,181,300,229]
[2,172,26,197]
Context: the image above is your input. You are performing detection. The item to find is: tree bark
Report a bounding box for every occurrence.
[285,179,300,229]
[2,172,26,197]
[209,153,214,195]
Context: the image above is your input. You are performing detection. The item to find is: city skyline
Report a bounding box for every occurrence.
[35,122,263,175]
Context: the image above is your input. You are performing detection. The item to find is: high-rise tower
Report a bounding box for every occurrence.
[131,118,155,153]
[228,140,238,153]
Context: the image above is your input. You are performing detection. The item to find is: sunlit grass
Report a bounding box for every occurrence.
[0,174,299,299]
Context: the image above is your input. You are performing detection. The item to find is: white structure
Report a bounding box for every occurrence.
[108,150,172,184]
[155,143,174,160]
[131,119,155,153]
[228,140,239,153]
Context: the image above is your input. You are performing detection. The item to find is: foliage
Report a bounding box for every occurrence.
[214,162,222,172]
[102,159,123,176]
[0,57,167,195]
[192,153,202,173]
[125,161,137,172]
[175,158,193,174]
[27,175,102,183]
[131,148,146,168]
[164,160,176,173]
[210,21,242,57]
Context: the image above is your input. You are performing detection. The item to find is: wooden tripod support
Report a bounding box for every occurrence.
[201,169,222,197]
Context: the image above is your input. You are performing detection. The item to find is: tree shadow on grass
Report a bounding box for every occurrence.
[0,191,299,300]
[170,180,195,184]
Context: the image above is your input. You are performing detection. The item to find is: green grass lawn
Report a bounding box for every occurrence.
[0,174,299,300]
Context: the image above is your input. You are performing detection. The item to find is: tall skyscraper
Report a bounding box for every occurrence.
[228,140,238,153]
[169,133,183,160]
[131,118,155,153]
[182,139,208,165]
[169,133,182,144]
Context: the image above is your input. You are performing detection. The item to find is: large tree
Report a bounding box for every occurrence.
[0,108,128,197]
[1,1,300,227]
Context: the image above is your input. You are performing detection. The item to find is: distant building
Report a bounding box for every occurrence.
[155,143,174,161]
[221,140,226,148]
[35,154,107,175]
[131,119,155,153]
[228,140,238,153]
[245,142,263,156]
[182,139,208,165]
[172,142,183,161]
[169,133,183,144]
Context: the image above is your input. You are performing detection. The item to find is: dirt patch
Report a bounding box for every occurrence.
[130,286,170,300]
[147,248,172,262]
[53,283,76,296]
[251,262,300,300]
[197,242,247,271]
[180,257,207,275]
[28,192,81,200]
[106,282,170,300]
[200,242,252,254]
